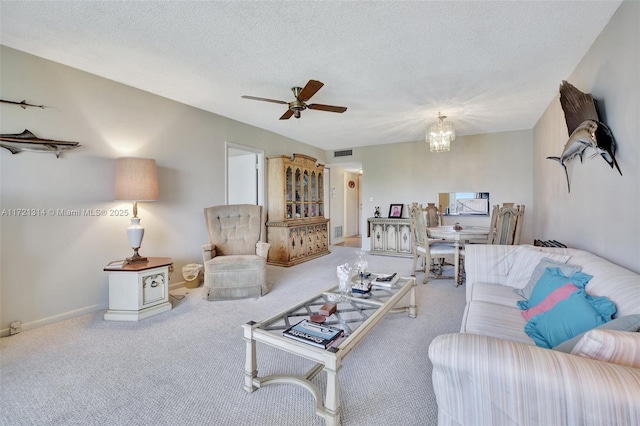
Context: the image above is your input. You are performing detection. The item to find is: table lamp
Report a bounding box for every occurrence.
[115,157,159,264]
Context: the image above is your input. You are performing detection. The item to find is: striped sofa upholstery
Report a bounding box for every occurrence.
[429,244,640,426]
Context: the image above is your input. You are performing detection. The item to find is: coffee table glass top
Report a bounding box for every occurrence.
[256,276,413,348]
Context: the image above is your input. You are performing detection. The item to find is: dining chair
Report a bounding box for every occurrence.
[408,202,456,284]
[489,203,525,245]
[424,202,455,272]
[425,203,442,227]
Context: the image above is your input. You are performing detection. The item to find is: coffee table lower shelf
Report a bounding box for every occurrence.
[242,277,417,426]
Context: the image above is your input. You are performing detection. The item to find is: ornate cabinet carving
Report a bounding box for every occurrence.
[368,218,413,257]
[267,154,330,266]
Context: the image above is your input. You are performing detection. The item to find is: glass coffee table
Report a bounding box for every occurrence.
[242,275,417,426]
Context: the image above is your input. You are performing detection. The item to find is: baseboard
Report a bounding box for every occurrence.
[169,280,186,290]
[1,281,191,337]
[0,303,107,338]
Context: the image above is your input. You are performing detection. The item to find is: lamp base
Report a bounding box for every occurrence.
[126,217,148,264]
[126,256,148,265]
[126,249,148,264]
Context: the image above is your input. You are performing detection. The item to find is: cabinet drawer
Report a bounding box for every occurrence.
[139,270,167,307]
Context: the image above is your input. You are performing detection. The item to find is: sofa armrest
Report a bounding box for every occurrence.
[428,333,640,426]
[256,241,270,259]
[202,244,216,263]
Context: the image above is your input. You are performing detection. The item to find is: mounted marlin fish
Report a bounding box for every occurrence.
[0,99,49,109]
[0,129,81,158]
[547,81,622,192]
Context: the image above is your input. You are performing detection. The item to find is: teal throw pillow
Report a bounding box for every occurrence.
[553,314,640,353]
[524,290,617,349]
[517,268,592,310]
[513,258,582,299]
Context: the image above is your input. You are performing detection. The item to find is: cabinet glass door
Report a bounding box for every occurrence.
[286,166,293,219]
[303,170,309,218]
[311,171,317,201]
[295,168,302,219]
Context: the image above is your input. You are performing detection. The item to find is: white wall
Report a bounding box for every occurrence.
[533,0,639,272]
[329,130,535,251]
[0,46,326,333]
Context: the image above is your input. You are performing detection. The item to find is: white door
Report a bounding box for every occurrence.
[345,173,360,237]
[226,143,264,206]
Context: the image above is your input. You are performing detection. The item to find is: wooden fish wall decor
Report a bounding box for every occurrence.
[0,99,49,109]
[0,129,81,158]
[547,81,622,193]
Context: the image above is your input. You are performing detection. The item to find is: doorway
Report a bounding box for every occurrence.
[225,142,264,206]
[345,171,361,238]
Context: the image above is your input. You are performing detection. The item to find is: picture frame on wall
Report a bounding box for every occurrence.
[388,204,403,218]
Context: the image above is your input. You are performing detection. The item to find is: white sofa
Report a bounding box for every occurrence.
[429,244,640,426]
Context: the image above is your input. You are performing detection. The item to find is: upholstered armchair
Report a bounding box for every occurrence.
[201,204,270,300]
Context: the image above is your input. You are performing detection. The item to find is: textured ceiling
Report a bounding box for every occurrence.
[0,1,622,150]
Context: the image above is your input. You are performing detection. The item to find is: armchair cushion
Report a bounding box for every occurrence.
[205,204,263,256]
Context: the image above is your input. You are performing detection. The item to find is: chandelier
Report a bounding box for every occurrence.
[426,112,455,152]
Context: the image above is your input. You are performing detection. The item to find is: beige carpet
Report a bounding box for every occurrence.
[0,246,465,425]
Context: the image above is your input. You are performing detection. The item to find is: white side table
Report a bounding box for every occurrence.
[104,257,173,321]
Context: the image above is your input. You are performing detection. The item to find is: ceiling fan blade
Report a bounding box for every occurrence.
[297,80,324,101]
[279,109,294,120]
[307,103,347,113]
[241,95,288,105]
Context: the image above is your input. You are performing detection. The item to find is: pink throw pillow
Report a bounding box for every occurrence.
[521,283,579,321]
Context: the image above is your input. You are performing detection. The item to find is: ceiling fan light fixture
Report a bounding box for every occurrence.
[427,112,455,153]
[241,80,347,120]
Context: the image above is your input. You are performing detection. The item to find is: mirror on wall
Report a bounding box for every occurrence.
[438,192,490,215]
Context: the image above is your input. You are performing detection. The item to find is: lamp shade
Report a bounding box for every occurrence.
[115,157,159,201]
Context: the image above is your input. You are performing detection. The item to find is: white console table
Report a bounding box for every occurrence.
[367,217,413,257]
[104,257,173,321]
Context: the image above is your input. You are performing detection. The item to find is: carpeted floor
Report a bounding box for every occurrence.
[0,246,466,426]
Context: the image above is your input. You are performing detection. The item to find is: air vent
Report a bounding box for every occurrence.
[334,149,353,157]
[334,226,343,238]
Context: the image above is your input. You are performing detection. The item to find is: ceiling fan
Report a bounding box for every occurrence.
[241,79,347,120]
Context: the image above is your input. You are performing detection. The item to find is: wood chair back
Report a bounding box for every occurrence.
[489,203,525,245]
[425,203,442,227]
[408,202,428,249]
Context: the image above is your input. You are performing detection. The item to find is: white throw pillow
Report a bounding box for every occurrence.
[505,247,570,289]
[571,329,640,368]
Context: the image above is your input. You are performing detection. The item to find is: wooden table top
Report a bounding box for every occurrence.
[104,257,172,272]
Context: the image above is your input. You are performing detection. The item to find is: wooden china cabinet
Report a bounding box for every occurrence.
[266,154,329,266]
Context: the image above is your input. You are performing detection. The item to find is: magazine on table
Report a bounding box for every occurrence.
[371,272,399,287]
[283,319,344,349]
[105,259,127,269]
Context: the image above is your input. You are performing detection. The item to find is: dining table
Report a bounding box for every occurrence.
[426,225,491,286]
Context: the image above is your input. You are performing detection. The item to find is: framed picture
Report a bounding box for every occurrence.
[388,204,403,218]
